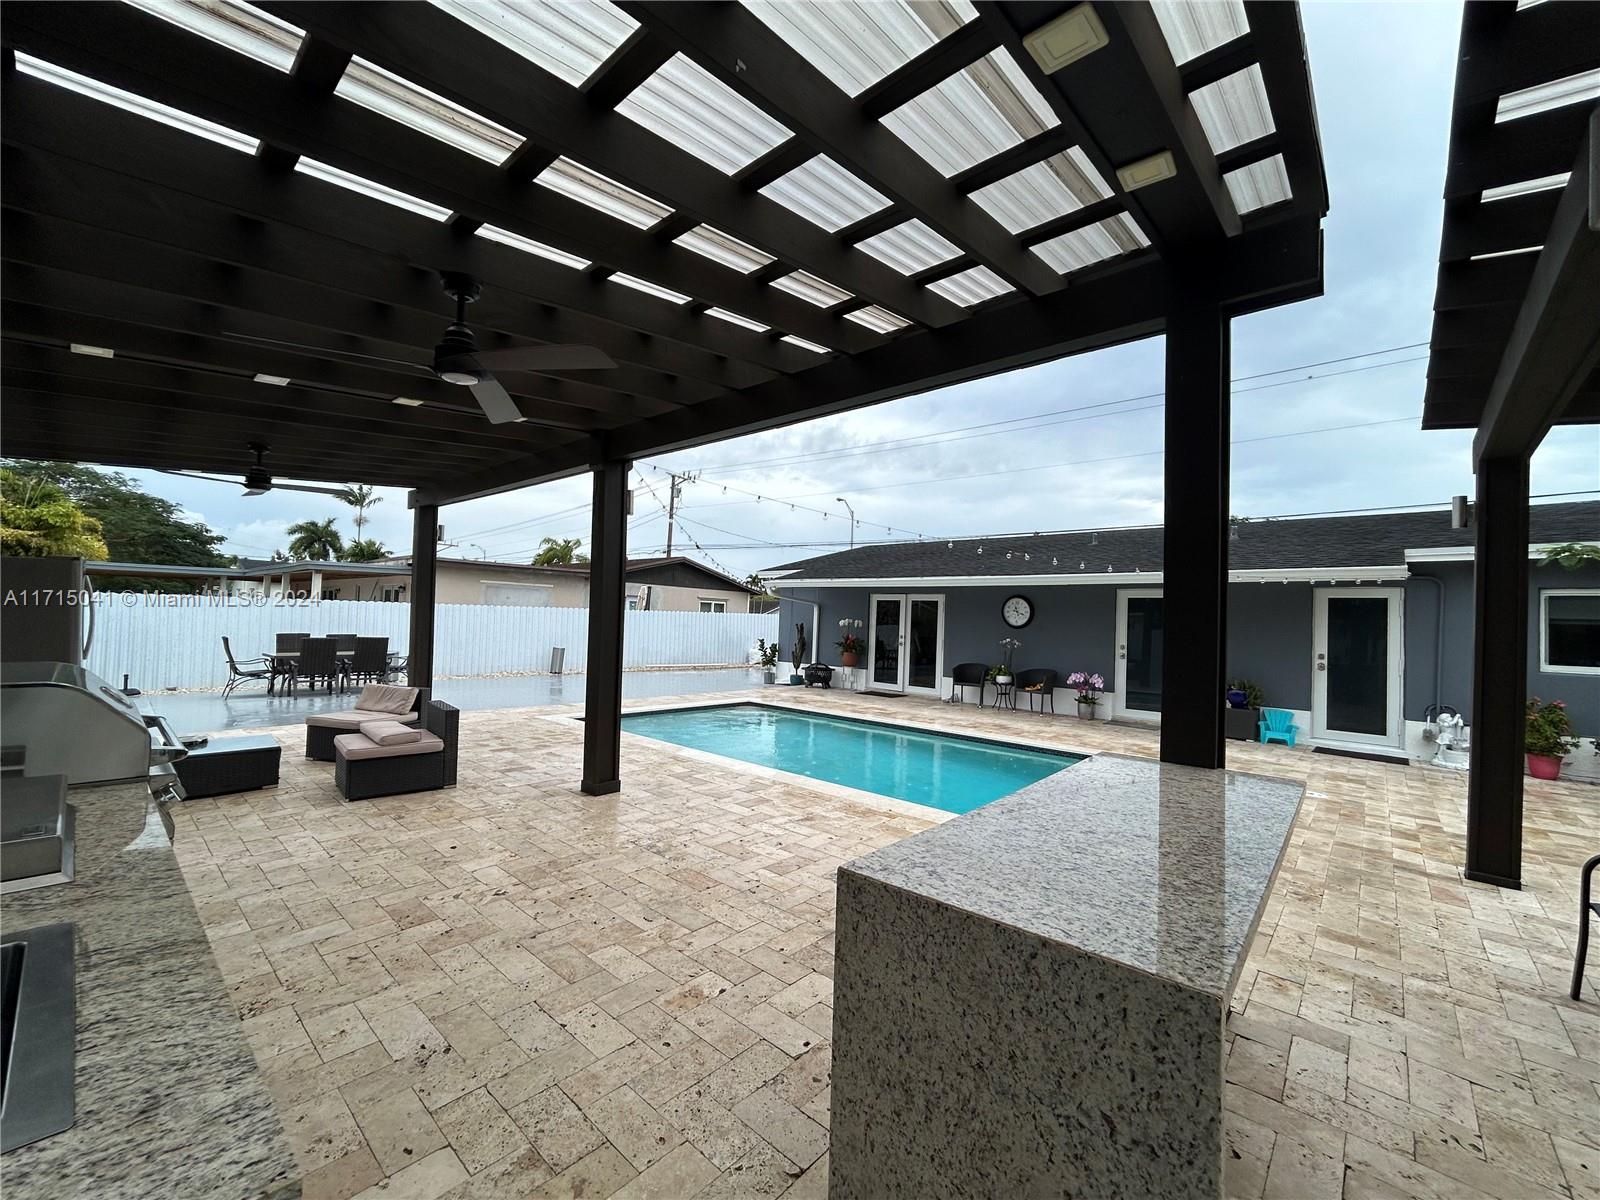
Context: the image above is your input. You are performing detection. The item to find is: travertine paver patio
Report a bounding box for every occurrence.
[172,689,1600,1200]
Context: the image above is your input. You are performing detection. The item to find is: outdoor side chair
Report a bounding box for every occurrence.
[1015,668,1058,715]
[332,633,358,652]
[292,636,342,694]
[1259,708,1300,747]
[1572,854,1600,1001]
[347,637,390,686]
[275,632,310,653]
[221,636,270,697]
[950,662,988,706]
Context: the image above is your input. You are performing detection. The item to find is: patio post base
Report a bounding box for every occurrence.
[580,778,621,796]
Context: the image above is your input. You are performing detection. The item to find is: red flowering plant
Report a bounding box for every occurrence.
[1524,697,1577,759]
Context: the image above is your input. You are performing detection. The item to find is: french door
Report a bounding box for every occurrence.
[1312,588,1404,747]
[867,594,943,694]
[1115,589,1164,719]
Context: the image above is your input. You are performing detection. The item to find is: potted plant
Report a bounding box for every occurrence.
[1067,671,1104,719]
[1224,679,1264,741]
[790,623,808,684]
[837,623,864,669]
[994,637,1020,685]
[1525,697,1577,780]
[756,637,780,685]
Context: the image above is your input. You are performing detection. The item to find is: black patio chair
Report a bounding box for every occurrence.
[275,632,310,653]
[221,636,270,697]
[1015,668,1058,715]
[332,633,358,653]
[1572,854,1600,1001]
[347,636,390,685]
[291,636,342,694]
[950,662,988,706]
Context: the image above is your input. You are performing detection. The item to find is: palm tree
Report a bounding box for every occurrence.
[531,536,587,565]
[285,517,344,561]
[336,484,382,536]
[340,537,389,563]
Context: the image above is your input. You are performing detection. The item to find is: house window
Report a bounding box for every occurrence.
[698,599,727,613]
[626,597,639,611]
[321,588,339,601]
[1541,589,1600,674]
[380,585,406,602]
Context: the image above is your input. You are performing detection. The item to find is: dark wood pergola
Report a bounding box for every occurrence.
[1422,1,1599,888]
[2,0,1326,794]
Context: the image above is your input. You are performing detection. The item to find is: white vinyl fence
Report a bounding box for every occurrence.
[85,594,777,691]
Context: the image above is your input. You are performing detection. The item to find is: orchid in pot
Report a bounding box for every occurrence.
[1525,697,1577,780]
[1067,671,1104,719]
[993,638,1021,685]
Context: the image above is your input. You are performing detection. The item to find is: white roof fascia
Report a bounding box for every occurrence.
[771,565,1410,589]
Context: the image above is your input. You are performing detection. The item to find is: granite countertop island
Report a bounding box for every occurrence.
[829,752,1304,1200]
[2,781,299,1199]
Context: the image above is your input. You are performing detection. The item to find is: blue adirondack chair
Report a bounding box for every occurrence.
[1259,707,1299,747]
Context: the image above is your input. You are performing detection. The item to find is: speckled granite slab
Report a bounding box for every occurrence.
[2,782,300,1200]
[830,753,1303,1200]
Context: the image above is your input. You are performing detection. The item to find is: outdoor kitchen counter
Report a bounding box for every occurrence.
[830,751,1304,1200]
[2,780,299,1200]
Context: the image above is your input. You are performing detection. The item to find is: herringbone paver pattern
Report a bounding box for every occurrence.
[173,690,1600,1199]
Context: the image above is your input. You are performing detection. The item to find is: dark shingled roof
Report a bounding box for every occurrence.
[769,502,1598,581]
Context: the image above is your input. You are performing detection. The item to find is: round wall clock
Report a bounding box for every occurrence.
[1002,594,1033,628]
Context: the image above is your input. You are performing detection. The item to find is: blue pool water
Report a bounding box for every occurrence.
[620,703,1080,814]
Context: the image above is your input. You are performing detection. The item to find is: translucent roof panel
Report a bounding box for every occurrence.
[13,51,259,154]
[780,334,831,354]
[1148,0,1248,65]
[673,225,775,273]
[881,50,1059,177]
[1495,68,1600,123]
[743,0,977,97]
[1030,216,1150,273]
[428,0,636,89]
[1223,154,1291,213]
[295,158,452,220]
[1481,172,1569,202]
[337,57,523,165]
[610,273,691,304]
[125,0,302,71]
[476,224,590,270]
[760,155,890,231]
[617,54,792,175]
[927,266,1013,307]
[844,305,911,334]
[970,147,1112,234]
[704,307,770,332]
[770,270,854,308]
[856,219,961,274]
[1189,64,1275,156]
[534,157,672,228]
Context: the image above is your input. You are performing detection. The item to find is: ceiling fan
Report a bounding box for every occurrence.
[223,272,617,425]
[159,443,346,497]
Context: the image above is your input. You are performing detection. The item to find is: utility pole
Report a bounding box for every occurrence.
[664,470,697,557]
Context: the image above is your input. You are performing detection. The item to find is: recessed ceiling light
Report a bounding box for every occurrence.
[1023,4,1110,74]
[70,343,115,358]
[392,396,426,406]
[780,335,831,354]
[1116,151,1177,191]
[253,373,291,386]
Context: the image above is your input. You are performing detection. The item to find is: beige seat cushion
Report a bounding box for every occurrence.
[334,731,444,760]
[360,719,423,746]
[306,708,420,730]
[357,684,419,715]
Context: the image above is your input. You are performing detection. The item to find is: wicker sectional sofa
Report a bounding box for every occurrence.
[334,700,459,802]
[305,686,429,761]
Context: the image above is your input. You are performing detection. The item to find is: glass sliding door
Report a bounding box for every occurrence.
[870,596,904,691]
[867,594,943,693]
[907,598,941,691]
[1116,589,1164,717]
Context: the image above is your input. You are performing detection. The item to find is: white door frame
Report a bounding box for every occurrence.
[867,593,944,695]
[1114,588,1163,721]
[1311,587,1405,748]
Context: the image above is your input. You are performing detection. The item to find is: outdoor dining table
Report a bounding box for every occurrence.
[261,649,403,694]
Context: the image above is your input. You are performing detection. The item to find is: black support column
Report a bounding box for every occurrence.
[1464,455,1530,889]
[1159,285,1231,768]
[582,459,631,796]
[407,503,438,691]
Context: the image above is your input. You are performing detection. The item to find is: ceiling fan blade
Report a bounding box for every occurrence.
[470,372,525,425]
[473,344,617,371]
[273,482,350,497]
[157,468,248,486]
[220,330,433,375]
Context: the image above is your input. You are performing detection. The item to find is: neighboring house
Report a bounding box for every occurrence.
[769,502,1600,763]
[89,554,759,612]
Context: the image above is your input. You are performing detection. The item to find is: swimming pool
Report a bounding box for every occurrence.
[620,703,1080,814]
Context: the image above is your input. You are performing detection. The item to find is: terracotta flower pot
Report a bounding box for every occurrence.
[840,651,858,668]
[1525,753,1563,780]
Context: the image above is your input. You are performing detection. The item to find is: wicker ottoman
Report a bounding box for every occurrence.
[173,734,282,798]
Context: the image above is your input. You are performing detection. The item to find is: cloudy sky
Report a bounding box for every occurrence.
[128,1,1598,579]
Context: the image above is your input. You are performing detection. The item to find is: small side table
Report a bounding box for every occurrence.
[173,734,282,799]
[990,680,1016,711]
